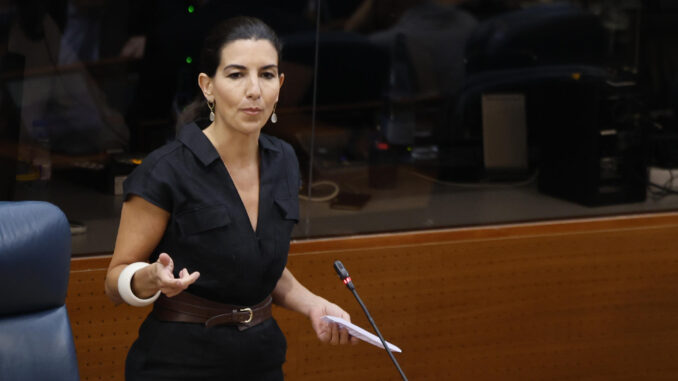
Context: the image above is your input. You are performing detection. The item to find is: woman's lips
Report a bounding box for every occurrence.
[241,108,262,115]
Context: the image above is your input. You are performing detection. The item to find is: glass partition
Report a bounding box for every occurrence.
[1,0,677,255]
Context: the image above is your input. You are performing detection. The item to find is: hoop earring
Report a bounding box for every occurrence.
[271,103,278,124]
[208,101,215,122]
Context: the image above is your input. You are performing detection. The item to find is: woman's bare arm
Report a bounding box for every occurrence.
[105,195,199,304]
[273,267,358,345]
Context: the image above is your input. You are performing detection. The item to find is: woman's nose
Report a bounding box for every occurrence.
[245,74,261,99]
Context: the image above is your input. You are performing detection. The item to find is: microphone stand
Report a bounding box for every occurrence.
[334,261,408,381]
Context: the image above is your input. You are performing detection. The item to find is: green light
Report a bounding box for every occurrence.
[188,5,195,13]
[185,56,193,64]
[407,146,413,152]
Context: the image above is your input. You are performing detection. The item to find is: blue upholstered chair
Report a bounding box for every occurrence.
[0,201,79,381]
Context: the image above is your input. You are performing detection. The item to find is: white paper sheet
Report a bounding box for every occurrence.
[322,315,402,353]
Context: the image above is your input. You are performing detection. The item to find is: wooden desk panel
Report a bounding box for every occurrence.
[66,213,678,380]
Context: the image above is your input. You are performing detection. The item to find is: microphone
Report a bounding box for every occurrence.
[332,260,408,381]
[333,260,354,290]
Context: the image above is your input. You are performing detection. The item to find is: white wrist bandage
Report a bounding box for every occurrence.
[118,262,161,307]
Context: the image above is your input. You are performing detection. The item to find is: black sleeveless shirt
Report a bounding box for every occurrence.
[123,122,299,379]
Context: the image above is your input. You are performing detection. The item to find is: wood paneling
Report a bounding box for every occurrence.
[67,256,150,380]
[66,212,678,380]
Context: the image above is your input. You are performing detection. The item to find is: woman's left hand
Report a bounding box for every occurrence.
[272,268,360,346]
[308,299,360,345]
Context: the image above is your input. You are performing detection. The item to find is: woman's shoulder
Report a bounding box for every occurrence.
[259,133,296,158]
[136,140,184,173]
[260,133,300,195]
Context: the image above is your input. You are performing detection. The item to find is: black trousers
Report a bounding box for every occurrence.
[125,315,286,380]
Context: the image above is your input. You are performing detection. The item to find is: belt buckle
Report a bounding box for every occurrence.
[240,307,253,324]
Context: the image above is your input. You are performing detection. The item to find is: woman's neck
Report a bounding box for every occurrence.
[203,123,259,167]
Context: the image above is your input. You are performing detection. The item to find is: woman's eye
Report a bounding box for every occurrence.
[227,72,243,79]
[261,72,276,79]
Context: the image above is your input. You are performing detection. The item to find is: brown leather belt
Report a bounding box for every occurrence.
[152,292,272,331]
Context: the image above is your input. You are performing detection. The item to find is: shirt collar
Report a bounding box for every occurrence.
[178,123,281,167]
[258,132,282,153]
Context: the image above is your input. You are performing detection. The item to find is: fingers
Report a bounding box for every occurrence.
[310,311,330,343]
[154,254,200,297]
[338,325,350,345]
[311,318,356,347]
[321,323,351,346]
[169,268,200,288]
[329,322,340,345]
[309,301,360,346]
[310,311,334,344]
[180,268,201,286]
[157,252,173,270]
[338,312,352,345]
[160,269,200,297]
[316,326,330,344]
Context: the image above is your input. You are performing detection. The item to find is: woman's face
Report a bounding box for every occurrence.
[201,38,284,135]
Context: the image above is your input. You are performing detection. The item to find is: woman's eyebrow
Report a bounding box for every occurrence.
[222,64,278,71]
[223,64,247,71]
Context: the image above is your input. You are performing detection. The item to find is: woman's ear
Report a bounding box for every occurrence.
[276,73,285,102]
[198,73,213,101]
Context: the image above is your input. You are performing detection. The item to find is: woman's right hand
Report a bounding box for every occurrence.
[133,253,200,298]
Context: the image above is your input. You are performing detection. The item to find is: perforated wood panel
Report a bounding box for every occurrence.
[67,213,678,380]
[67,257,151,380]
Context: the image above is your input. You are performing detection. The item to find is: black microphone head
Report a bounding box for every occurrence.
[333,260,350,280]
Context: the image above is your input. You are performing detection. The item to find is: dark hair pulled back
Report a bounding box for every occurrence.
[177,16,282,128]
[199,16,283,77]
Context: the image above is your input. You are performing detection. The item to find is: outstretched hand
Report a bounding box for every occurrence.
[152,253,200,297]
[308,299,360,346]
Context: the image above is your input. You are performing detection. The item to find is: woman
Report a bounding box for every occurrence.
[105,16,357,380]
